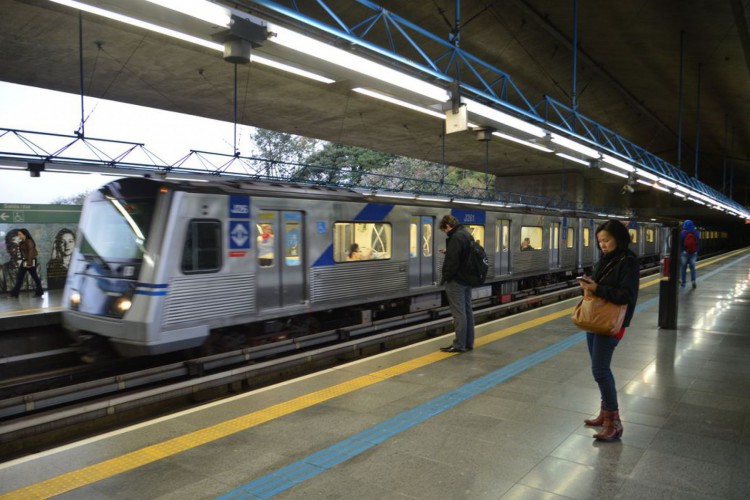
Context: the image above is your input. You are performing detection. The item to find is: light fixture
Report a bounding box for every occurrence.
[144,0,232,27]
[601,154,635,172]
[555,152,590,166]
[270,25,450,102]
[255,56,334,83]
[657,178,676,188]
[600,167,629,179]
[463,98,546,138]
[550,134,600,158]
[452,198,481,205]
[416,194,452,202]
[493,131,553,152]
[635,168,658,181]
[480,201,507,208]
[50,0,224,50]
[353,88,445,119]
[374,191,417,200]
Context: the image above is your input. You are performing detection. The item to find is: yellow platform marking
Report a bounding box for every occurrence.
[0,306,63,317]
[2,249,745,499]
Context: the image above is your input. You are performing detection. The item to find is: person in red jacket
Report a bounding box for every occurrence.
[9,228,44,298]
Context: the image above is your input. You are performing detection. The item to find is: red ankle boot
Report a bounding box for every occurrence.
[593,410,623,441]
[584,403,605,426]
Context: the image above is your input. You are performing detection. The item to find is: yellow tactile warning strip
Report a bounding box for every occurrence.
[1,250,743,499]
[0,306,63,317]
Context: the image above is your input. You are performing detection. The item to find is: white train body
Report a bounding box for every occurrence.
[62,178,665,356]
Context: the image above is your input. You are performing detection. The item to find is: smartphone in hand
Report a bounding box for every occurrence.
[576,276,591,283]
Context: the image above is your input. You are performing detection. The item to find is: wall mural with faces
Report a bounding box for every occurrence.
[1,221,80,292]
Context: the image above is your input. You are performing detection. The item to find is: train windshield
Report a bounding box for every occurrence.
[79,196,154,262]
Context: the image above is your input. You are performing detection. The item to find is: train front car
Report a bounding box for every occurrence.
[62,178,171,358]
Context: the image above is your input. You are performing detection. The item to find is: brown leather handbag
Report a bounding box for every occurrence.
[571,291,627,335]
[571,256,627,335]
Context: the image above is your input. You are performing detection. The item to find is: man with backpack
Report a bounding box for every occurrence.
[680,219,700,288]
[438,214,475,353]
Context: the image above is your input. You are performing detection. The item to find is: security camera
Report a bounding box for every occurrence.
[621,184,635,194]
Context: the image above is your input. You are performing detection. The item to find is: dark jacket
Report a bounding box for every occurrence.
[441,224,473,286]
[592,248,640,327]
[20,239,38,268]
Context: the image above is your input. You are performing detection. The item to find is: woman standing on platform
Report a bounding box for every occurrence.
[576,220,639,441]
[9,228,44,298]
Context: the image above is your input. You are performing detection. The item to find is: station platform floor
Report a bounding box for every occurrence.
[1,250,749,499]
[0,290,63,331]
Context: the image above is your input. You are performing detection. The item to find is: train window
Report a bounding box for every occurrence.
[646,229,655,243]
[333,222,392,262]
[285,220,301,266]
[583,227,590,247]
[466,225,485,248]
[566,228,574,248]
[257,223,275,267]
[496,220,510,252]
[422,222,432,257]
[520,226,542,251]
[181,220,221,273]
[409,222,418,258]
[629,228,638,243]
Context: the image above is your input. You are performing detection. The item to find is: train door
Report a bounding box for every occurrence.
[495,219,510,275]
[256,211,305,309]
[549,222,561,268]
[409,215,435,287]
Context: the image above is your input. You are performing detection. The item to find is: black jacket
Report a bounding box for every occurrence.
[441,224,473,286]
[591,248,640,327]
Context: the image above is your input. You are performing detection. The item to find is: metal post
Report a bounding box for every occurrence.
[571,0,578,113]
[677,31,684,169]
[694,63,701,179]
[658,225,680,329]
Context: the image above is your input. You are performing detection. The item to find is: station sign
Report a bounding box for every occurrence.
[0,204,82,224]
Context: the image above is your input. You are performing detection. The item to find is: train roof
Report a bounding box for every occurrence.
[93,176,660,223]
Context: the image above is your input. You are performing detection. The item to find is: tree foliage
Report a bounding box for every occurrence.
[247,129,493,196]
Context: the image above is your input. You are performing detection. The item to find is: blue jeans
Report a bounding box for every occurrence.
[586,333,620,411]
[680,251,697,285]
[445,280,474,350]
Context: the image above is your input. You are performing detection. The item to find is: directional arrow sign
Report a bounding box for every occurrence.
[0,212,8,221]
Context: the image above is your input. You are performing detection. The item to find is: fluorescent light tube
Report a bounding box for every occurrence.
[50,0,223,51]
[353,88,445,119]
[635,168,658,181]
[601,154,635,172]
[464,98,546,138]
[270,24,449,102]
[600,167,629,178]
[255,56,334,83]
[493,132,553,152]
[551,134,600,158]
[555,152,590,166]
[145,0,231,27]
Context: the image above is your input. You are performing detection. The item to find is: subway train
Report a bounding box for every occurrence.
[60,177,723,357]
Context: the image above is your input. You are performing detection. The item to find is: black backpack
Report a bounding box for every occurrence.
[464,239,489,287]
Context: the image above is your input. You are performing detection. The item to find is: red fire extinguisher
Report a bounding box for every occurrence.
[661,255,671,279]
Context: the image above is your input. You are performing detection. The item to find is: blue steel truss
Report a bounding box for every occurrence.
[244,0,746,214]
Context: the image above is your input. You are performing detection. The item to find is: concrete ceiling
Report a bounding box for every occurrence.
[2,0,749,224]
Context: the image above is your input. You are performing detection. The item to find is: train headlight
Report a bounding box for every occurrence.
[69,292,81,309]
[114,297,132,314]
